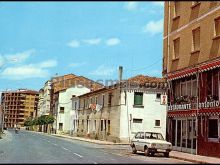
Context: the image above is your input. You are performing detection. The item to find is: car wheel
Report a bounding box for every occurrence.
[164,152,169,157]
[144,146,150,156]
[132,145,137,154]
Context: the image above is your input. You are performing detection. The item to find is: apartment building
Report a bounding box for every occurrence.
[1,89,39,128]
[50,74,103,134]
[163,2,220,157]
[75,75,167,143]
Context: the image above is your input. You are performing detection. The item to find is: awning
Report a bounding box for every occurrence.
[167,58,220,81]
[168,108,220,117]
[167,68,198,81]
[198,108,220,116]
[168,109,197,117]
[198,60,220,73]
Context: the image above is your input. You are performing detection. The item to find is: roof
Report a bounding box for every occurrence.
[127,75,165,85]
[78,75,166,98]
[52,74,104,93]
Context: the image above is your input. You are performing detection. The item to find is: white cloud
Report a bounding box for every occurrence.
[82,38,101,45]
[67,40,80,48]
[124,2,138,11]
[38,60,57,68]
[0,55,5,67]
[143,19,163,36]
[90,65,115,76]
[152,2,164,7]
[0,59,57,80]
[5,49,35,63]
[106,38,121,46]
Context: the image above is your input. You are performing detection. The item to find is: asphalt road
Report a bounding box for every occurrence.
[0,129,192,164]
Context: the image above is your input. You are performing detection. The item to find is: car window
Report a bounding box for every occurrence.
[140,132,144,139]
[135,132,141,139]
[145,132,164,140]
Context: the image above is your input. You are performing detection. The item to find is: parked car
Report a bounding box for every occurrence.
[130,131,172,157]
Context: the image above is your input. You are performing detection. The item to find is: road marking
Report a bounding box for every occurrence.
[47,140,50,142]
[73,153,83,158]
[91,161,97,164]
[62,147,69,151]
[53,143,58,146]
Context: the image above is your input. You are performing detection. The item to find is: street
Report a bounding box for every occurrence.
[0,130,192,164]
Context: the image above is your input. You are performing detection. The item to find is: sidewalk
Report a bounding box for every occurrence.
[170,150,220,164]
[51,133,130,145]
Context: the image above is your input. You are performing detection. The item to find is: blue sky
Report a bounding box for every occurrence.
[0,1,164,92]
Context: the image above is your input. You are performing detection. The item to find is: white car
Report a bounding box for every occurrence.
[130,132,172,157]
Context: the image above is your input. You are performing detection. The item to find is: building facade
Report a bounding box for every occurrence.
[76,75,167,143]
[163,2,220,157]
[1,89,39,128]
[50,74,103,134]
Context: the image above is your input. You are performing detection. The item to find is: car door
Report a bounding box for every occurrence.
[132,132,141,150]
[138,132,145,151]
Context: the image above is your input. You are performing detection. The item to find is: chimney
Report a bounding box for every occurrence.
[119,66,123,82]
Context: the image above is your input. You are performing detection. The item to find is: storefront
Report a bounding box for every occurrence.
[166,58,220,157]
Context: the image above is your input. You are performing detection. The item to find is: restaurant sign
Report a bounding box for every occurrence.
[168,100,220,111]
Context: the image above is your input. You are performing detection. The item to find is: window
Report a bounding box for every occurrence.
[155,120,160,127]
[83,99,86,109]
[156,93,161,100]
[74,102,77,110]
[60,107,64,113]
[59,123,63,130]
[173,38,180,59]
[104,120,107,131]
[174,1,180,17]
[102,95,105,107]
[192,27,200,51]
[134,92,143,105]
[133,119,143,123]
[215,17,220,37]
[107,120,110,134]
[174,82,180,97]
[208,119,218,138]
[108,93,112,107]
[181,82,187,96]
[82,119,84,129]
[101,120,104,131]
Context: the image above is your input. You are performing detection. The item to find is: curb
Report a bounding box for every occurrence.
[170,155,208,164]
[52,134,130,145]
[27,130,130,145]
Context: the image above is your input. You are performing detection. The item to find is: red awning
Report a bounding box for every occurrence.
[168,108,220,117]
[167,58,220,81]
[167,68,198,81]
[168,109,197,117]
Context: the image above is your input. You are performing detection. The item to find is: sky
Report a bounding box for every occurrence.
[0,1,164,92]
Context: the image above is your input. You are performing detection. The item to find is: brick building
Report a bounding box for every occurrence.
[163,2,220,157]
[1,89,39,128]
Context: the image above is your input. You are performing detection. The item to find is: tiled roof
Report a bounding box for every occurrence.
[127,74,165,85]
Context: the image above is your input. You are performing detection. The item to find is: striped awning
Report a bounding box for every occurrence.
[168,108,220,117]
[167,58,220,81]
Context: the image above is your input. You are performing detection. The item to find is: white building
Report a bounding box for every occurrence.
[54,76,103,134]
[77,75,168,143]
[56,85,90,134]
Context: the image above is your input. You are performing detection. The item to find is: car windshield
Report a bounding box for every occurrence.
[145,132,164,140]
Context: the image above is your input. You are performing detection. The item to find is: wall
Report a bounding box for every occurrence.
[163,2,220,74]
[120,89,167,142]
[56,86,90,134]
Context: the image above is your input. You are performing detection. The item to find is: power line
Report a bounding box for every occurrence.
[124,58,162,72]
